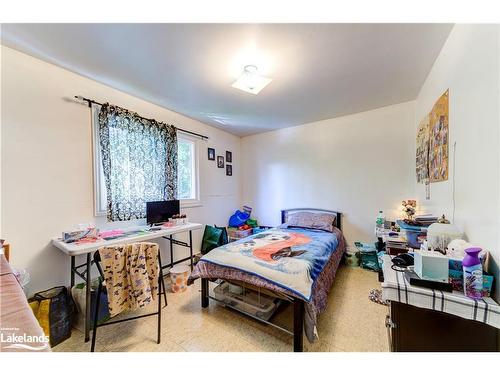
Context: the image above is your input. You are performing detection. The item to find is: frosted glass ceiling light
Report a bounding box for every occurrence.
[232,65,272,95]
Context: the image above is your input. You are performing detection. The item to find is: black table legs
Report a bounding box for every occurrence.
[163,230,196,271]
[169,235,174,269]
[69,254,92,342]
[84,253,91,342]
[70,256,75,288]
[189,230,193,271]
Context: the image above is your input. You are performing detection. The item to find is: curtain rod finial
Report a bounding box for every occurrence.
[75,95,92,107]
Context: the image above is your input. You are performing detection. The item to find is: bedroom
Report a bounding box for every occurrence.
[1,0,499,370]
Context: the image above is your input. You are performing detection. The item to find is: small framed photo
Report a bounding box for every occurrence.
[207,147,215,160]
[217,156,224,168]
[226,151,232,163]
[226,164,232,176]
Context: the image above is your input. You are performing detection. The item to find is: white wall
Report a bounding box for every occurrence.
[3,25,500,303]
[1,46,241,296]
[241,101,416,249]
[414,24,500,300]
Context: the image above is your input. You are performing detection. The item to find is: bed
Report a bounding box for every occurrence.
[1,253,51,352]
[189,208,346,352]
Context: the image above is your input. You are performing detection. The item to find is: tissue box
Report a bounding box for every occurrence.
[414,251,449,283]
[448,252,487,271]
[448,269,494,297]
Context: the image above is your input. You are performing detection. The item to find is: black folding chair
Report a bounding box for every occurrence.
[90,245,167,352]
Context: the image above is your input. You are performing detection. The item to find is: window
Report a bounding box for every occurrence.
[92,105,201,217]
[93,105,108,216]
[176,133,201,206]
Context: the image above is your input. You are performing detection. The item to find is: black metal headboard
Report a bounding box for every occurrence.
[281,208,342,232]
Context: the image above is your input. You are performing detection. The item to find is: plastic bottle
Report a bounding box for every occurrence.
[462,247,483,300]
[376,210,385,229]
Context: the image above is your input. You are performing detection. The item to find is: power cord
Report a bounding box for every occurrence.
[452,141,457,223]
[391,264,408,273]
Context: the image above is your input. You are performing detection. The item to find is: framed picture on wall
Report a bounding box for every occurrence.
[217,156,224,168]
[226,151,232,163]
[226,164,232,176]
[208,147,215,160]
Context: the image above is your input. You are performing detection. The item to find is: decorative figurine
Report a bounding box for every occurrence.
[401,200,416,220]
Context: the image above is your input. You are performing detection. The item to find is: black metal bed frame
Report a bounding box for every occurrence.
[200,208,342,352]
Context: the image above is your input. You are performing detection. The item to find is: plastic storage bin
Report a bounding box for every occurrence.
[227,227,253,240]
[213,282,279,321]
[405,230,427,249]
[397,220,427,249]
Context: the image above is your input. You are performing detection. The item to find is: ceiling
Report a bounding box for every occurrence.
[1,23,453,136]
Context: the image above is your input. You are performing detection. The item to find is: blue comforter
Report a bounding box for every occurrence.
[199,227,339,301]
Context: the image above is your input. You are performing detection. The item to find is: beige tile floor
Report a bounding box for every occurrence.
[53,265,389,352]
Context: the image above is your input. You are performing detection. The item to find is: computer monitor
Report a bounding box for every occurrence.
[146,200,180,225]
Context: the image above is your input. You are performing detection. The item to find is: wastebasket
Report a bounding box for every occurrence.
[170,265,190,293]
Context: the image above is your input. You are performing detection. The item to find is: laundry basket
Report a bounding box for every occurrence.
[170,265,190,293]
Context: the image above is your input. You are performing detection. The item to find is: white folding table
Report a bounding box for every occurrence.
[52,222,203,342]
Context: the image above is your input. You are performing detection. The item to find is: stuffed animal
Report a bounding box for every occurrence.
[447,239,480,259]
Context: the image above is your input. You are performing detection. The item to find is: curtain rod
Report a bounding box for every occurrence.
[75,95,209,140]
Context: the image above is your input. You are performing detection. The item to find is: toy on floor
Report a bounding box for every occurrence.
[369,289,389,306]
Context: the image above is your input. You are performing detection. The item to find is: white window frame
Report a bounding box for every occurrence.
[92,106,202,217]
[177,132,201,208]
[92,105,107,217]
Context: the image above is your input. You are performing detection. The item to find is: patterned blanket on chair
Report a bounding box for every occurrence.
[99,242,159,316]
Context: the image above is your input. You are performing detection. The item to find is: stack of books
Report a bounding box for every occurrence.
[385,236,408,255]
[414,214,438,227]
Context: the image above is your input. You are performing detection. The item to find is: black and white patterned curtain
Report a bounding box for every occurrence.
[99,103,178,221]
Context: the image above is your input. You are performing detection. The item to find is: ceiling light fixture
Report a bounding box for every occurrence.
[232,65,272,95]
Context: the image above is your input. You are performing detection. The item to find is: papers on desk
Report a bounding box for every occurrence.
[62,227,99,243]
[53,222,204,256]
[64,224,194,245]
[100,229,147,241]
[100,229,125,239]
[375,227,399,238]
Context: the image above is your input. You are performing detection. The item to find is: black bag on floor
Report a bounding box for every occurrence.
[29,286,75,347]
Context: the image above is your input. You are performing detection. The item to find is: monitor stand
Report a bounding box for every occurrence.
[151,221,166,226]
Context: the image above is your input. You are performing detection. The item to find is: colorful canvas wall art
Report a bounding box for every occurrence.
[416,114,430,183]
[416,89,449,184]
[428,90,449,182]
